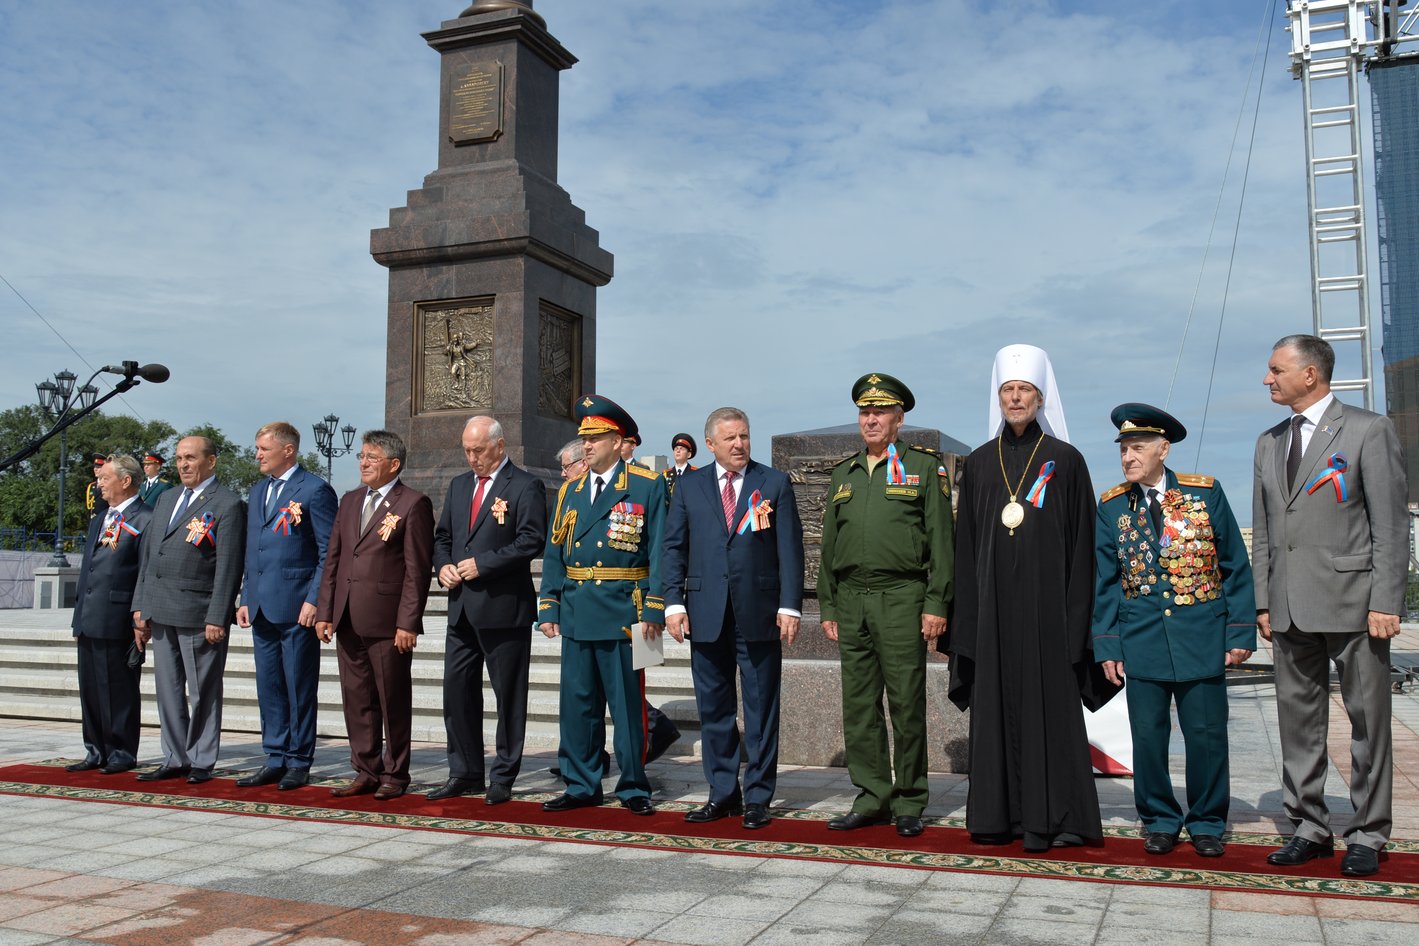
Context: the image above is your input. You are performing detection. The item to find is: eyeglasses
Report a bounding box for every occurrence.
[561,460,587,472]
[357,452,391,464]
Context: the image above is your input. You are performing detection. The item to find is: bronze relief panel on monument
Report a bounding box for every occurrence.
[537,303,581,420]
[414,298,495,415]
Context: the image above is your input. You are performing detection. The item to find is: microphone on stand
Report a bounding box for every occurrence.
[99,362,170,383]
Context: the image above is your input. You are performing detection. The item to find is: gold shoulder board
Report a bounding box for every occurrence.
[628,464,658,480]
[908,444,939,456]
[1176,473,1215,488]
[1100,483,1130,502]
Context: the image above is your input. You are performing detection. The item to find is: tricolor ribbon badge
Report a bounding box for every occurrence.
[1025,460,1055,509]
[736,490,773,534]
[885,443,906,486]
[117,513,141,540]
[272,501,303,535]
[186,512,216,547]
[1305,452,1349,502]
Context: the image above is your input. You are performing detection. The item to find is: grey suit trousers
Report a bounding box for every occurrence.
[150,622,228,770]
[1273,626,1392,850]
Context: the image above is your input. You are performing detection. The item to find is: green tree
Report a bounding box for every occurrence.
[0,405,177,541]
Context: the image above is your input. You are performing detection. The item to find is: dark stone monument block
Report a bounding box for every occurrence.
[771,422,972,772]
[372,1,609,505]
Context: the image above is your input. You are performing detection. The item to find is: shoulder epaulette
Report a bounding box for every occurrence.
[1100,483,1130,502]
[661,468,673,479]
[556,479,573,500]
[1176,473,1215,488]
[908,444,939,456]
[628,464,659,480]
[833,452,857,468]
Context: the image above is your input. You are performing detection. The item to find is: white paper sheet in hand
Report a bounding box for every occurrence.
[630,622,665,670]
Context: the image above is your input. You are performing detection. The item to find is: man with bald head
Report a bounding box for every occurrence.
[132,435,247,783]
[429,416,548,803]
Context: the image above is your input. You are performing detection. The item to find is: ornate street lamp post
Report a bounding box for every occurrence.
[312,413,357,483]
[35,369,98,566]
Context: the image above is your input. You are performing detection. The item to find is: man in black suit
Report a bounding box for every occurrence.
[70,454,152,774]
[428,416,548,803]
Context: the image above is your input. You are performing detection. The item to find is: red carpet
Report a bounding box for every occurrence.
[3,760,1416,902]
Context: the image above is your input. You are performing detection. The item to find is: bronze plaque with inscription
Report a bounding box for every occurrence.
[537,303,581,419]
[415,299,495,414]
[449,62,503,144]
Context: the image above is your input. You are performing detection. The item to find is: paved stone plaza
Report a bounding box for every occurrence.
[0,636,1415,945]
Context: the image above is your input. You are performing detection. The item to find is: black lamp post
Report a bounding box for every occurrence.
[312,413,357,483]
[36,370,98,566]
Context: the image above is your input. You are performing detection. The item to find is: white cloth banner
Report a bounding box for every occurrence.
[1084,681,1133,776]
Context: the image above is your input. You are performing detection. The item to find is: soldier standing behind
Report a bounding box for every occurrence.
[1091,404,1255,858]
[818,373,954,838]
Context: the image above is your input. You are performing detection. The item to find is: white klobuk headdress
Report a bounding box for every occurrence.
[987,343,1070,443]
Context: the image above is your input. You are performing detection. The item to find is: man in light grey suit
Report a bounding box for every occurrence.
[1252,335,1406,878]
[132,435,247,785]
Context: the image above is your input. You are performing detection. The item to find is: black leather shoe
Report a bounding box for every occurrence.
[1191,835,1225,858]
[645,724,680,765]
[1340,844,1380,877]
[485,783,513,805]
[622,796,655,816]
[743,804,771,830]
[828,812,888,831]
[186,768,212,784]
[426,777,484,801]
[236,766,286,788]
[542,793,602,812]
[1144,832,1178,855]
[66,759,101,773]
[99,760,135,775]
[684,799,743,823]
[277,769,309,791]
[136,765,189,782]
[896,815,924,838]
[1267,835,1334,866]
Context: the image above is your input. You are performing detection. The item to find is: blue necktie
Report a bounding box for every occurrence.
[170,488,193,527]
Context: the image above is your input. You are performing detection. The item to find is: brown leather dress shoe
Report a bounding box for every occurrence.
[373,784,406,801]
[330,779,378,798]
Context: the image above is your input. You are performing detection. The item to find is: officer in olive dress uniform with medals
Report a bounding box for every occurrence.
[818,373,954,838]
[539,395,668,816]
[1092,404,1256,858]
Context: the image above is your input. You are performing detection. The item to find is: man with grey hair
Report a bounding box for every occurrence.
[558,439,588,482]
[70,454,152,774]
[428,416,547,803]
[132,435,247,784]
[1253,334,1406,877]
[316,430,434,800]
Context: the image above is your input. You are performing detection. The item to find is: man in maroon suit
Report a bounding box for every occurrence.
[315,430,434,800]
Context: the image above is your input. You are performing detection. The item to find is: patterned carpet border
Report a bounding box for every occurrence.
[2,763,1416,903]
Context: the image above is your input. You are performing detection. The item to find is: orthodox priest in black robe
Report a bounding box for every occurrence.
[944,344,1112,851]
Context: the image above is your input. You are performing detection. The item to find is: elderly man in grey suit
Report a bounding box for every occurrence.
[132,435,247,785]
[1253,334,1406,878]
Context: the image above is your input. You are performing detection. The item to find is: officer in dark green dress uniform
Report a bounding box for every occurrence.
[661,432,698,508]
[138,452,173,507]
[1091,403,1256,858]
[818,373,954,838]
[85,453,109,520]
[538,395,668,815]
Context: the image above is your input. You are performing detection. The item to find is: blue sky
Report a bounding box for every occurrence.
[0,1,1361,514]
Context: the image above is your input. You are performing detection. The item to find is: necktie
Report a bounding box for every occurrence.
[592,476,604,503]
[102,508,118,539]
[360,489,380,532]
[1286,414,1306,489]
[1146,487,1162,536]
[265,477,282,517]
[169,488,193,527]
[722,470,737,530]
[469,475,491,528]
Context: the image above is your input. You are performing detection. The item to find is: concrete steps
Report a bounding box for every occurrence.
[0,610,703,754]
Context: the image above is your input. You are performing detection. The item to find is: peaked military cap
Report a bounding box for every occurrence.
[144,452,164,464]
[1111,402,1187,444]
[671,432,697,458]
[90,452,107,466]
[575,393,635,438]
[852,372,914,412]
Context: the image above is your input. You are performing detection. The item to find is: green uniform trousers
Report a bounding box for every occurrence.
[1125,674,1229,838]
[835,579,928,818]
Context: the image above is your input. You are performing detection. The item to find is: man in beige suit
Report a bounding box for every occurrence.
[1252,334,1406,878]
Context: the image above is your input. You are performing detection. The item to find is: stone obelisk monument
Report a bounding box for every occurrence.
[371,1,611,501]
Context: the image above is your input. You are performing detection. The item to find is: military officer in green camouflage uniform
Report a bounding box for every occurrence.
[1091,403,1255,858]
[818,373,954,838]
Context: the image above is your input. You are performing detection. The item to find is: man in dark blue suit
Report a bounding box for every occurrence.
[662,407,804,829]
[70,454,152,774]
[234,422,338,790]
[429,416,548,803]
